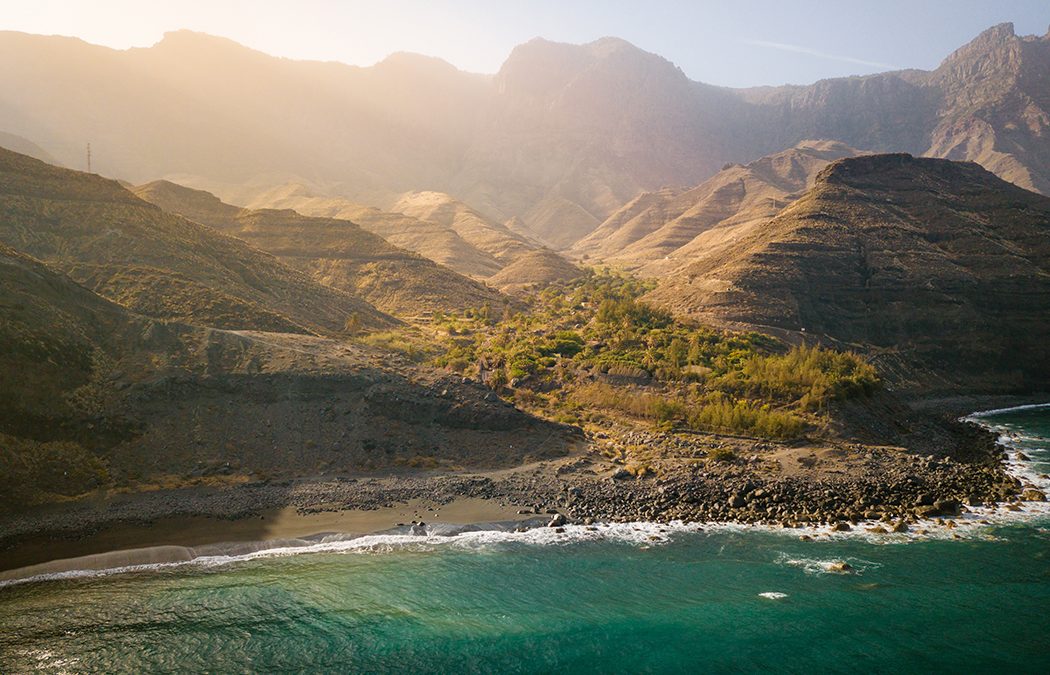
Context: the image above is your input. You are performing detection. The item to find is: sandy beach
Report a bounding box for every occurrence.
[0,495,538,579]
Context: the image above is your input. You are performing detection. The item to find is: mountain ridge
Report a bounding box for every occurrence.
[573,139,862,270]
[3,23,1050,248]
[132,179,509,315]
[0,147,394,334]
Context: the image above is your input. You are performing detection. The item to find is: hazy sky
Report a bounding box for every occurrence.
[5,0,1050,87]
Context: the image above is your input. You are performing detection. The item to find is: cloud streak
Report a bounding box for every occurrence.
[745,40,897,71]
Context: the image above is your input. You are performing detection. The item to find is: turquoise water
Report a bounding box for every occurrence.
[2,407,1049,673]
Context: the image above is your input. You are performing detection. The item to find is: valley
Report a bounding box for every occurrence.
[1,21,1049,576]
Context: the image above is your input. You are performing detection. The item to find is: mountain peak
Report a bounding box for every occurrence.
[937,22,1020,71]
[150,30,266,60]
[156,29,243,48]
[584,36,645,56]
[979,22,1016,42]
[813,153,999,191]
[375,51,460,73]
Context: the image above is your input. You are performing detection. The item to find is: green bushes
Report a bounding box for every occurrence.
[708,446,737,463]
[428,270,879,443]
[358,330,434,362]
[571,384,803,439]
[595,297,673,330]
[714,344,878,410]
[538,331,584,357]
[572,383,685,423]
[688,394,805,440]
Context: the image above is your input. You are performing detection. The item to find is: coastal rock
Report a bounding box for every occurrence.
[932,499,961,516]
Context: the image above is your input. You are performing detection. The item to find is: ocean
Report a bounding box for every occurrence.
[2,405,1049,673]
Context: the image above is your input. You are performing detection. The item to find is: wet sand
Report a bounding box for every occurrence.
[0,497,533,577]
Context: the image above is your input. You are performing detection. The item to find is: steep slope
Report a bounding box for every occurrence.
[242,183,504,278]
[133,180,507,316]
[0,242,134,441]
[571,187,686,261]
[451,37,748,232]
[0,148,392,334]
[647,154,1050,393]
[573,140,861,271]
[0,244,572,506]
[739,24,1050,195]
[486,249,584,294]
[391,191,546,267]
[519,195,602,250]
[923,23,1050,195]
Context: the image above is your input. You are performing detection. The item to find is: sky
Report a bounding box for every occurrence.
[4,0,1049,87]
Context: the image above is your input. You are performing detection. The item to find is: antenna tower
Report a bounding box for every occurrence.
[86,143,92,173]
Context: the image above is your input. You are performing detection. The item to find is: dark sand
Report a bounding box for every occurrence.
[0,497,534,581]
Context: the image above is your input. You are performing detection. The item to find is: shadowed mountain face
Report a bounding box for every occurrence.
[0,148,393,334]
[133,180,509,316]
[0,243,570,502]
[2,24,1049,249]
[647,154,1050,393]
[572,140,861,272]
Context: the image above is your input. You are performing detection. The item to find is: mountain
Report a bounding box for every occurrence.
[0,131,58,165]
[133,180,508,316]
[449,36,744,237]
[0,147,392,334]
[738,23,1050,196]
[0,30,489,207]
[3,24,1049,249]
[390,191,543,266]
[646,154,1050,393]
[223,182,573,289]
[520,196,602,249]
[573,140,862,272]
[243,183,506,278]
[0,242,134,442]
[486,249,584,295]
[0,243,571,504]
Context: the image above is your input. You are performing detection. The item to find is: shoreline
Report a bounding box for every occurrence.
[2,396,1048,584]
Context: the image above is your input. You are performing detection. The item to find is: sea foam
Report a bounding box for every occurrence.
[4,404,1048,588]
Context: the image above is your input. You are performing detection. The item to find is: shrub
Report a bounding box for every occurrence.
[688,394,805,440]
[538,331,585,357]
[713,344,878,409]
[708,446,737,463]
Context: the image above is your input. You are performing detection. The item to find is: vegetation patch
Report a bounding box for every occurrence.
[428,270,878,441]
